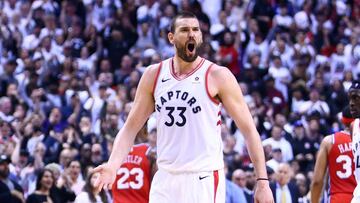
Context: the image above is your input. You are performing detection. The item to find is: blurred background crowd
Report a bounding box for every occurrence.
[0,0,359,202]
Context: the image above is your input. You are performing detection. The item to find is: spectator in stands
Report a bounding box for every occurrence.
[232,169,254,203]
[26,168,56,203]
[74,171,109,203]
[67,160,85,195]
[262,124,293,162]
[270,163,300,203]
[0,154,24,203]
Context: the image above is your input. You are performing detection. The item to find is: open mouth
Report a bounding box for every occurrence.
[187,42,195,53]
[350,109,358,116]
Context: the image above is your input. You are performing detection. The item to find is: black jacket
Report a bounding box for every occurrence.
[0,178,24,203]
[270,181,300,203]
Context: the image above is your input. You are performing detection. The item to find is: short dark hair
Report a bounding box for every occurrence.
[170,11,198,33]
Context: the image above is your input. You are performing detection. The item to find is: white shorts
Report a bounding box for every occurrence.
[351,196,360,203]
[352,185,360,203]
[149,168,225,203]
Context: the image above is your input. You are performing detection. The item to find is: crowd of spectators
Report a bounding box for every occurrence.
[0,0,359,202]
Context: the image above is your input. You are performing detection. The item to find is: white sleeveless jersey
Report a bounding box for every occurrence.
[352,118,360,200]
[153,57,224,173]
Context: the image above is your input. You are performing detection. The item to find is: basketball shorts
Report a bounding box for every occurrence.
[352,186,360,203]
[149,168,225,203]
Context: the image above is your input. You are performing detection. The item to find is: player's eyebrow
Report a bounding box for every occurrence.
[178,26,200,31]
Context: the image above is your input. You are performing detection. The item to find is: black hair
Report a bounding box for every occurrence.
[35,169,54,190]
[83,172,108,203]
[169,11,198,33]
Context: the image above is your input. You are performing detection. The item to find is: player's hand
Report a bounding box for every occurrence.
[254,180,274,203]
[92,163,116,193]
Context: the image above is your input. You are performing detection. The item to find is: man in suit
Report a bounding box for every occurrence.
[270,163,300,203]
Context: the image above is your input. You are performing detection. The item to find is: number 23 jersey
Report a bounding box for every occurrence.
[153,57,223,173]
[112,144,151,203]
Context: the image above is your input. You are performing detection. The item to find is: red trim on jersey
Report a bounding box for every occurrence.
[205,64,220,105]
[170,57,205,81]
[152,62,163,97]
[213,170,219,203]
[342,117,355,126]
[217,120,222,126]
[218,111,221,116]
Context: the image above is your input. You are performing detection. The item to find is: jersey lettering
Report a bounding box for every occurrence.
[155,90,201,114]
[356,155,360,169]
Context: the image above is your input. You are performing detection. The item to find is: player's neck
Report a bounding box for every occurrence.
[172,56,202,76]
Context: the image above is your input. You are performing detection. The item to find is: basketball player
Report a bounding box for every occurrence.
[111,126,157,203]
[311,106,356,203]
[93,11,273,203]
[349,81,360,203]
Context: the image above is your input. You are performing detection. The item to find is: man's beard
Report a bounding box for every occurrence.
[175,41,202,62]
[0,168,9,179]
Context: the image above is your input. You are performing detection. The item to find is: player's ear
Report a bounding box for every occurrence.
[168,32,175,45]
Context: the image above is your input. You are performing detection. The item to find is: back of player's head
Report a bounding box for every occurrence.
[169,11,198,33]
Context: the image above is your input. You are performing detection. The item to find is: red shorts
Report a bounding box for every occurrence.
[330,193,353,203]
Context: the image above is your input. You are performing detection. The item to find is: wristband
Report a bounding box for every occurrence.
[256,178,269,181]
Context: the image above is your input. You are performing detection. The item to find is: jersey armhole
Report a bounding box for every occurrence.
[353,119,360,136]
[205,63,220,105]
[152,62,163,98]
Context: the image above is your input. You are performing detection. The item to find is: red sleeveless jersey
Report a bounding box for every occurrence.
[327,132,356,199]
[112,144,151,203]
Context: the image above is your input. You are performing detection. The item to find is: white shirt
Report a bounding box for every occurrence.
[274,15,293,27]
[22,34,40,50]
[298,100,330,116]
[262,138,293,162]
[245,39,269,67]
[330,53,351,80]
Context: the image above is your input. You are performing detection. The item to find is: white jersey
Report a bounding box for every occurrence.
[352,118,360,201]
[153,57,223,173]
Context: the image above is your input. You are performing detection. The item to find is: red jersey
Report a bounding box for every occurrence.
[327,131,356,202]
[112,144,151,203]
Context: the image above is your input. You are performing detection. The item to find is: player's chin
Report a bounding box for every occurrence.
[351,109,360,118]
[185,48,195,56]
